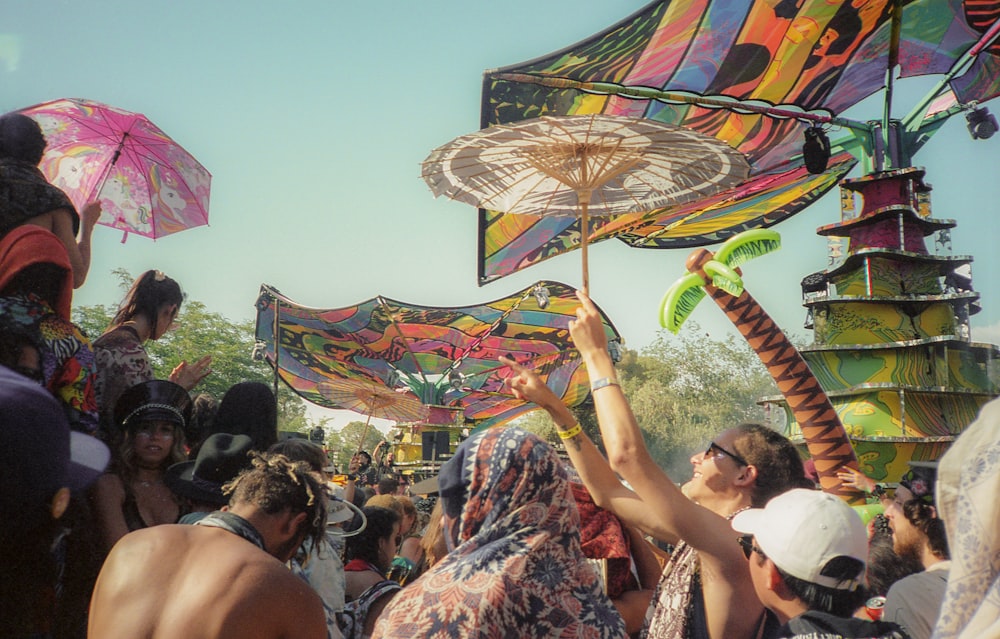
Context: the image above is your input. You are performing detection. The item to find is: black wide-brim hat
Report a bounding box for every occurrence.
[115,380,192,432]
[165,433,254,506]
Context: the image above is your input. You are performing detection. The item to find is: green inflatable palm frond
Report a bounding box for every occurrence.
[703,260,744,296]
[659,273,707,333]
[714,229,781,270]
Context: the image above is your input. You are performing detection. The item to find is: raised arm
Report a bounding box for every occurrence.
[502,355,675,544]
[569,291,766,639]
[566,291,742,555]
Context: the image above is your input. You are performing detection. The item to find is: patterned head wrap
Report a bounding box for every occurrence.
[898,461,938,506]
[372,427,625,639]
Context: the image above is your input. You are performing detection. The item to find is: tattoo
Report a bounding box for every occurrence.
[568,437,581,452]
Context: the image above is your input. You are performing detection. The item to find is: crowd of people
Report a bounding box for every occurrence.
[3,107,1000,639]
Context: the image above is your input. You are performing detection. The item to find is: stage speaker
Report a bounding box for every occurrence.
[421,431,450,461]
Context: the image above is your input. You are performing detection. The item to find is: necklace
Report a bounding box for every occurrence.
[135,475,163,488]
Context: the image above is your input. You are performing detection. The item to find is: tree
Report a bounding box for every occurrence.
[72,269,310,430]
[327,420,387,471]
[626,323,778,477]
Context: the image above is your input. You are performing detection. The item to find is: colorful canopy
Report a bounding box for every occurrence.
[478,0,1000,283]
[254,281,622,428]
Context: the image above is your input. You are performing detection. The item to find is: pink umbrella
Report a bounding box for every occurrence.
[20,98,211,241]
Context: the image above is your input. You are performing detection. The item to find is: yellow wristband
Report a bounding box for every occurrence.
[590,376,620,392]
[557,423,583,440]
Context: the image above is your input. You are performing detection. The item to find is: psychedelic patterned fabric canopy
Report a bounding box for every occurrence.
[478,0,1000,283]
[254,281,622,428]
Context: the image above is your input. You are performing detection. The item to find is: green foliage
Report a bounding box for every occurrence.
[72,269,309,430]
[628,323,777,476]
[325,420,387,471]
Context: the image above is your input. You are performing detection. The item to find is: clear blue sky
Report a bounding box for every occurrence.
[4,1,998,426]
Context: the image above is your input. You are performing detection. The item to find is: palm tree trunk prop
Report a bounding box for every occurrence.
[660,230,864,503]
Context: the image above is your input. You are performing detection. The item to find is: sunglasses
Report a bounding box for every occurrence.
[705,441,749,467]
[737,535,766,560]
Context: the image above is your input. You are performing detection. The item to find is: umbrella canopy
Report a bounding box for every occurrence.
[20,98,211,241]
[317,377,430,454]
[423,114,749,289]
[316,378,429,423]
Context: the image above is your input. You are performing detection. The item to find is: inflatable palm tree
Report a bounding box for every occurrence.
[661,229,864,503]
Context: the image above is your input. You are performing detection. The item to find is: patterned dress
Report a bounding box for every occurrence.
[0,293,99,434]
[0,225,97,434]
[92,325,153,438]
[371,427,626,639]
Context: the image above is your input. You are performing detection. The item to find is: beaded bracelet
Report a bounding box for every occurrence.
[556,423,583,440]
[590,376,620,392]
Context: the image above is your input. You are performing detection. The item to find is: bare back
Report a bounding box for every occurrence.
[88,524,326,639]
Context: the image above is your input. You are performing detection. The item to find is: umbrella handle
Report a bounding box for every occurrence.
[355,412,374,455]
[580,197,590,293]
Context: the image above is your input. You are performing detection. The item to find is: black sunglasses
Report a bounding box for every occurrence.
[737,535,765,560]
[705,441,749,467]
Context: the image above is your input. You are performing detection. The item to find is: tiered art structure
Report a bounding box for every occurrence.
[763,167,1000,483]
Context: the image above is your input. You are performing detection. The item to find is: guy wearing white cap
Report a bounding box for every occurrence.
[732,488,908,639]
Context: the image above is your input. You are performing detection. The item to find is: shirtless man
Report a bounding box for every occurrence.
[88,453,328,639]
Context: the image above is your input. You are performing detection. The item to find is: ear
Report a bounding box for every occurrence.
[282,510,308,537]
[764,559,784,593]
[50,487,71,520]
[736,464,759,487]
[928,504,939,519]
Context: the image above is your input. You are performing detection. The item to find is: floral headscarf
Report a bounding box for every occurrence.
[898,462,938,505]
[372,427,625,639]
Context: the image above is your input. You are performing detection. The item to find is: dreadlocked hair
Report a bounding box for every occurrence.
[224,452,327,550]
[902,499,950,560]
[730,423,807,507]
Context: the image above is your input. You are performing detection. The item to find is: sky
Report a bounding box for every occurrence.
[3,1,999,429]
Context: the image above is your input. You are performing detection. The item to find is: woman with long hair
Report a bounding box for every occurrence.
[90,380,191,551]
[92,269,211,440]
[210,381,278,452]
[338,506,403,639]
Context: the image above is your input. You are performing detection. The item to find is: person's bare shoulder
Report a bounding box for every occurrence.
[103,523,192,569]
[94,526,325,639]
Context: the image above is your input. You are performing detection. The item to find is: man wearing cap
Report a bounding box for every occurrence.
[0,365,109,637]
[732,488,908,639]
[882,462,950,639]
[88,452,328,639]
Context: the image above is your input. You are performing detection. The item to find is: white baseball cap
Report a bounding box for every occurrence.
[732,488,867,591]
